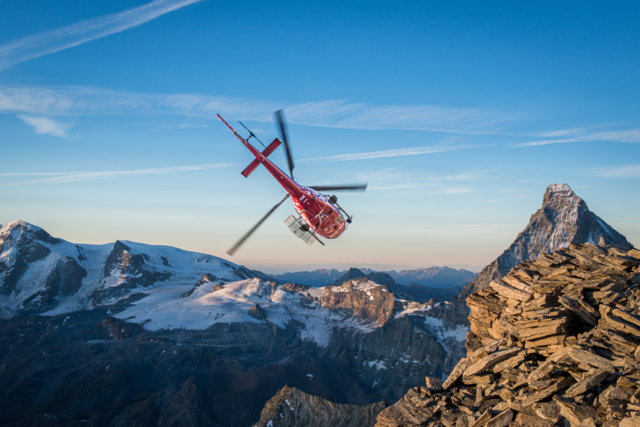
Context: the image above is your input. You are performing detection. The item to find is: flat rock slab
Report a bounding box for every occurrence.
[464,348,521,377]
[510,413,561,427]
[442,357,468,390]
[564,367,614,398]
[577,418,597,427]
[486,409,514,427]
[470,409,492,427]
[620,416,640,427]
[604,315,640,338]
[424,376,442,391]
[564,348,612,369]
[535,401,561,422]
[490,280,533,302]
[554,397,601,427]
[522,377,574,407]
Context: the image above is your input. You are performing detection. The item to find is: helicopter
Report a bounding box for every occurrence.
[217,110,367,255]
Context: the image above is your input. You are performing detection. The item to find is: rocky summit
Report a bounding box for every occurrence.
[254,385,386,427]
[460,184,631,299]
[374,242,640,427]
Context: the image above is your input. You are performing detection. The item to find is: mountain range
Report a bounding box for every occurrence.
[269,266,476,289]
[0,220,466,426]
[0,183,634,426]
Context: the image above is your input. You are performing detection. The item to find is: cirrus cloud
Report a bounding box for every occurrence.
[17,115,73,138]
[0,0,204,72]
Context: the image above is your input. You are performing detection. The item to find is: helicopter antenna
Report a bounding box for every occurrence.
[238,121,265,148]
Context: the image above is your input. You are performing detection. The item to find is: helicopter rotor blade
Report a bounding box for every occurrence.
[309,183,368,192]
[275,109,295,178]
[226,194,291,256]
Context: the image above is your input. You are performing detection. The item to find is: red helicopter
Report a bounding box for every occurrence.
[217,110,367,255]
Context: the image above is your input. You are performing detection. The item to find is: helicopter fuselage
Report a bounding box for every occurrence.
[219,117,346,239]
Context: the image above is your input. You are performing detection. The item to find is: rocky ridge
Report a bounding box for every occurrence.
[270,267,477,290]
[254,385,386,427]
[327,268,464,304]
[460,184,631,299]
[375,242,640,427]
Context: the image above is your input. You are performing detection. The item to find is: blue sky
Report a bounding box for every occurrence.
[1,0,639,273]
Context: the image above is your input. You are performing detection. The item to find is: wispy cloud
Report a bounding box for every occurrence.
[0,0,204,71]
[18,115,72,138]
[359,167,487,192]
[429,186,473,195]
[534,128,585,138]
[516,129,640,147]
[178,123,209,128]
[0,172,80,177]
[0,163,229,186]
[589,130,640,143]
[588,164,640,178]
[366,182,472,192]
[0,85,515,135]
[301,144,475,162]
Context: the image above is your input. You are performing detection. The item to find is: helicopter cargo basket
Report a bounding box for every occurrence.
[284,215,323,246]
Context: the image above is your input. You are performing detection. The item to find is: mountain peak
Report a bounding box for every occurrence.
[331,268,366,286]
[460,183,632,299]
[544,182,574,197]
[0,220,61,248]
[541,183,585,213]
[1,220,43,234]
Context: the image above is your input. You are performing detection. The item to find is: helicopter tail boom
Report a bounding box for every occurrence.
[241,138,282,177]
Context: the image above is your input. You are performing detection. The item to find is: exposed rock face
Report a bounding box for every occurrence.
[460,184,631,299]
[0,220,87,316]
[254,385,386,427]
[340,293,469,403]
[348,315,451,401]
[319,278,395,327]
[22,255,88,313]
[249,303,268,320]
[334,269,463,304]
[182,273,224,297]
[90,240,172,305]
[375,242,640,427]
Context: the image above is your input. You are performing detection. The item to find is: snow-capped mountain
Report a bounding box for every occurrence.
[460,183,632,298]
[0,220,254,319]
[0,220,466,356]
[114,277,397,347]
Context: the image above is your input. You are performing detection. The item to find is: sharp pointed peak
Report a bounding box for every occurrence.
[112,240,132,252]
[546,183,573,193]
[542,183,584,209]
